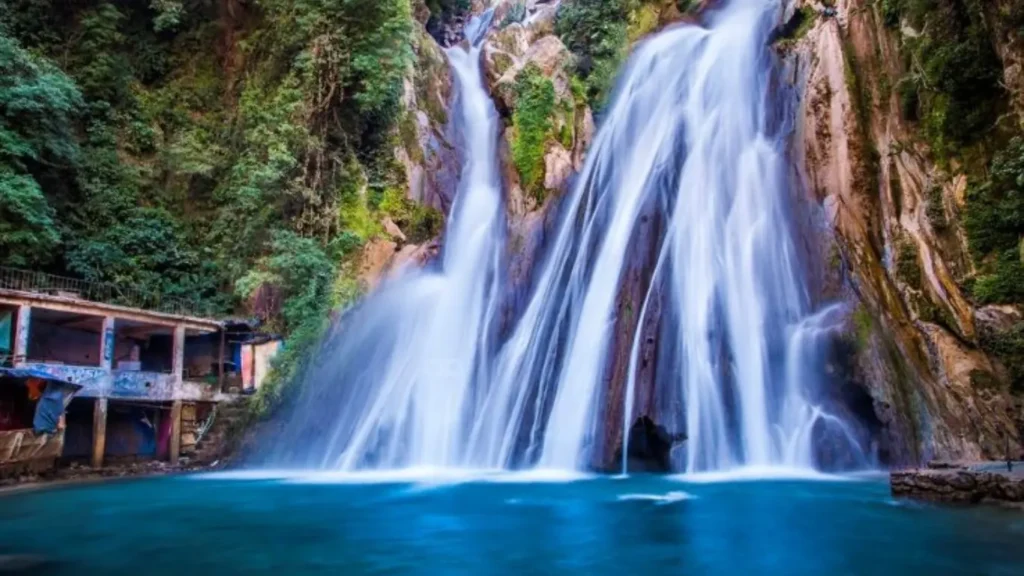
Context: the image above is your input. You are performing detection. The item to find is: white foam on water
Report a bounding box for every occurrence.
[617,490,695,504]
[190,469,308,481]
[194,467,591,485]
[671,465,855,484]
[475,469,595,483]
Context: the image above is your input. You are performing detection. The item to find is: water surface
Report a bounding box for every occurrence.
[1,474,1022,575]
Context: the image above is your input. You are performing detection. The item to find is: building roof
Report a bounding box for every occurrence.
[0,289,222,333]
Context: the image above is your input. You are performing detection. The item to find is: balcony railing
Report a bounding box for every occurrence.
[0,267,218,319]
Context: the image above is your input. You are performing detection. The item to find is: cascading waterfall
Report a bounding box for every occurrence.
[311,9,506,470]
[268,0,869,474]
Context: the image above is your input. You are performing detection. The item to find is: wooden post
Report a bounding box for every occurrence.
[12,305,30,366]
[91,398,107,468]
[169,400,182,463]
[100,316,115,370]
[217,329,225,393]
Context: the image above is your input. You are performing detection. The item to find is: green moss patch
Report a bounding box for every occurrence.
[510,64,556,204]
[895,237,922,290]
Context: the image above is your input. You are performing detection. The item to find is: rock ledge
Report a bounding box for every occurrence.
[890,462,1024,505]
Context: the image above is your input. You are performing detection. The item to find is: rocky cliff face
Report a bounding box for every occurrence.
[358,9,456,289]
[786,0,1024,465]
[364,0,1024,470]
[479,0,599,316]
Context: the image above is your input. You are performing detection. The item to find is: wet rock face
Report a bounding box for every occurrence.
[786,0,1023,466]
[591,198,668,472]
[611,416,686,473]
[398,26,460,216]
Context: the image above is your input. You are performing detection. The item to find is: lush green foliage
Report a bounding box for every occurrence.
[511,64,556,203]
[0,0,435,413]
[501,2,528,28]
[556,0,693,108]
[963,137,1024,389]
[964,138,1024,304]
[556,0,630,108]
[0,169,60,266]
[882,0,1008,158]
[0,31,82,265]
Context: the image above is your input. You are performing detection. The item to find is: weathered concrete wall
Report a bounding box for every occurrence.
[0,429,64,471]
[17,362,227,402]
[241,340,281,391]
[183,334,220,379]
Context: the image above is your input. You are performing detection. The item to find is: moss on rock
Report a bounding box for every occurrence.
[510,63,557,203]
[896,237,923,290]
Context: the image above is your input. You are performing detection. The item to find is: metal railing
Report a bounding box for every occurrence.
[0,267,219,319]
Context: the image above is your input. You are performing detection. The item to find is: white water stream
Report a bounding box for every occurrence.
[273,1,868,474]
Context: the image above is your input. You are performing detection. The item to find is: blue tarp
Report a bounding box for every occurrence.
[0,367,83,435]
[32,383,69,435]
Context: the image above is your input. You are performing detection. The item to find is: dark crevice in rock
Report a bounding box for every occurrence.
[613,416,687,473]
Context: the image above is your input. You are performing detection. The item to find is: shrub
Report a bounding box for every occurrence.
[556,0,629,107]
[964,138,1024,304]
[501,2,527,28]
[511,64,556,203]
[895,237,922,290]
[887,0,1004,156]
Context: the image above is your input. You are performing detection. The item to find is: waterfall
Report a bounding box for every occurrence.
[267,1,868,474]
[309,9,506,470]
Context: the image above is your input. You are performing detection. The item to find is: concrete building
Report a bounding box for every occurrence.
[0,270,270,469]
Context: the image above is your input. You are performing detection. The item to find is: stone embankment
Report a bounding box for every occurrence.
[891,462,1024,505]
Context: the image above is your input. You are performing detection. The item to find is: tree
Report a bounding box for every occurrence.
[0,30,82,267]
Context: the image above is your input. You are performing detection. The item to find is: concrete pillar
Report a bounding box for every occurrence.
[172,325,185,382]
[100,316,115,370]
[217,329,225,393]
[91,398,107,468]
[169,400,183,463]
[12,305,30,366]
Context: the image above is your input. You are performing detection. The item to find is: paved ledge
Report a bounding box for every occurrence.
[890,462,1024,505]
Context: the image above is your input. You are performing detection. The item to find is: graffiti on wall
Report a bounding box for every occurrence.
[15,363,216,401]
[111,370,174,399]
[18,363,108,395]
[103,327,114,364]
